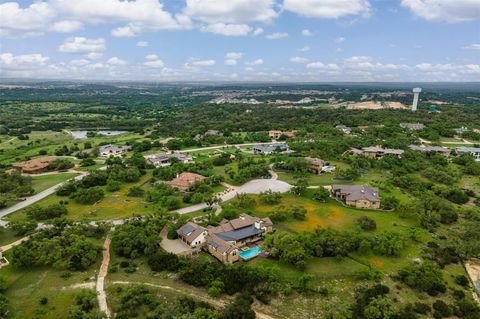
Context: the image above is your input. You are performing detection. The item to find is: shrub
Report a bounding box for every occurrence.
[357,216,377,231]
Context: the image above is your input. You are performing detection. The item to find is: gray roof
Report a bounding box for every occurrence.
[457,146,480,154]
[148,153,192,164]
[216,224,264,242]
[408,145,450,154]
[362,146,404,155]
[100,144,131,153]
[253,143,289,153]
[332,184,380,202]
[400,123,425,130]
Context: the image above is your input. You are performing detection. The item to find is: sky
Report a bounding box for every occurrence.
[0,0,479,82]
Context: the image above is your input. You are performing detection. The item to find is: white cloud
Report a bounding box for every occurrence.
[253,27,264,36]
[306,62,340,70]
[85,52,103,60]
[0,53,49,65]
[226,52,244,60]
[0,2,54,37]
[186,58,216,67]
[200,23,252,36]
[183,0,277,24]
[144,54,164,68]
[335,36,346,43]
[290,56,309,63]
[463,43,480,50]
[245,58,264,66]
[136,41,149,47]
[107,57,127,65]
[401,0,480,23]
[299,46,311,52]
[266,32,288,40]
[284,0,371,19]
[50,20,83,32]
[1,0,189,38]
[59,37,106,54]
[225,59,238,65]
[302,29,313,36]
[146,54,160,61]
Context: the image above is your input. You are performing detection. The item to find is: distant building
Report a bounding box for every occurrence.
[177,214,273,264]
[400,123,425,130]
[408,145,451,156]
[253,143,289,155]
[99,144,131,157]
[13,156,58,174]
[332,184,380,209]
[335,125,352,134]
[268,130,297,139]
[456,147,480,162]
[304,157,326,174]
[168,172,206,191]
[453,127,469,135]
[147,153,193,167]
[205,130,223,136]
[347,146,404,159]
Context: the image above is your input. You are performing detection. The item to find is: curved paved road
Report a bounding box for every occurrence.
[0,173,87,219]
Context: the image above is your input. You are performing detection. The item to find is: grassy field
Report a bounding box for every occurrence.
[0,228,23,247]
[0,251,100,319]
[0,130,147,165]
[30,173,79,193]
[252,194,416,233]
[8,172,157,222]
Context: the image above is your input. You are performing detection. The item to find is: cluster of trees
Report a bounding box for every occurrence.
[227,158,270,183]
[110,284,255,319]
[11,221,106,271]
[0,171,34,208]
[25,203,68,220]
[264,228,407,269]
[68,289,105,319]
[56,157,146,205]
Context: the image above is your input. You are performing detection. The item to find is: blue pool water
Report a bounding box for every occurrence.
[239,246,262,260]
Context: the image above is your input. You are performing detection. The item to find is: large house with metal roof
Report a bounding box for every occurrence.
[177,214,273,264]
[456,147,480,162]
[332,184,381,209]
[253,143,289,155]
[347,146,404,159]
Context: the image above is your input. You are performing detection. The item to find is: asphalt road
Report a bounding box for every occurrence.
[0,173,87,219]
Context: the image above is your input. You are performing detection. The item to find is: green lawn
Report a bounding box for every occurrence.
[0,252,100,319]
[8,172,157,222]
[30,173,79,193]
[0,228,23,247]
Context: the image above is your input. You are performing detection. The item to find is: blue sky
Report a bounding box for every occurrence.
[0,0,479,81]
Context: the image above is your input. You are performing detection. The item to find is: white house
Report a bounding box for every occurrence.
[99,144,131,157]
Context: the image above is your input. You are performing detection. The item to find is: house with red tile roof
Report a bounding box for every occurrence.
[168,172,206,191]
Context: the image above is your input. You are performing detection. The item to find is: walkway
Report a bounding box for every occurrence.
[0,236,29,252]
[97,237,111,318]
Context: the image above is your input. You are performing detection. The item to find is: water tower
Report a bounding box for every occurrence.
[412,87,422,111]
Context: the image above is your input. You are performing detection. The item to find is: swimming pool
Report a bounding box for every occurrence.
[239,246,262,260]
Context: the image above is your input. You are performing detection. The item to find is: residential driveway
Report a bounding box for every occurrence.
[174,178,291,215]
[160,227,192,255]
[0,173,87,219]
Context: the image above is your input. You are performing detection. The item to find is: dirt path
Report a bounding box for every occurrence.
[0,236,29,252]
[97,237,111,318]
[465,260,480,304]
[110,280,280,318]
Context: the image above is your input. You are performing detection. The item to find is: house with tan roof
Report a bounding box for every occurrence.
[304,157,326,174]
[13,156,58,174]
[269,130,297,140]
[332,184,381,209]
[168,172,206,191]
[177,214,274,264]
